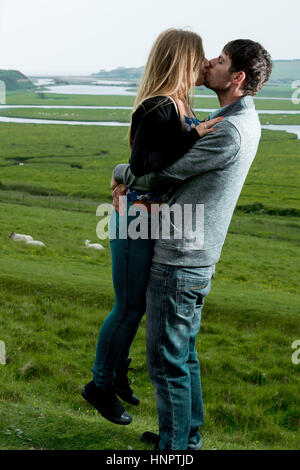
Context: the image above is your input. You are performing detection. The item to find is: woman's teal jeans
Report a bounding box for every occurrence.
[92,203,155,387]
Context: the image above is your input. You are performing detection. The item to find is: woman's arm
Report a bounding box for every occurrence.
[115,120,240,190]
[129,99,222,177]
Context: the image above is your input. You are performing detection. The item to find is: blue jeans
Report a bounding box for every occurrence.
[146,262,215,450]
[92,204,155,387]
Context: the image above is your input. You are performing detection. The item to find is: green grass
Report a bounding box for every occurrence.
[258,114,300,125]
[0,202,299,450]
[0,107,132,123]
[0,124,129,200]
[237,130,300,211]
[0,124,299,213]
[195,97,300,111]
[0,93,299,450]
[5,90,300,110]
[1,107,300,125]
[5,91,136,107]
[196,85,297,98]
[257,85,300,98]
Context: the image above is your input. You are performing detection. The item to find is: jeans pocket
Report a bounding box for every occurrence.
[176,276,210,317]
[149,263,167,280]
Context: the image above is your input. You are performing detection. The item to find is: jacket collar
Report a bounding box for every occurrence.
[208,95,255,119]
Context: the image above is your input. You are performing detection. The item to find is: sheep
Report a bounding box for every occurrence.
[85,239,104,250]
[26,239,45,247]
[9,232,45,247]
[9,232,33,242]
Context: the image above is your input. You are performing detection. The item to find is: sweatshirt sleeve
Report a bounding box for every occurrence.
[129,101,199,177]
[114,120,241,190]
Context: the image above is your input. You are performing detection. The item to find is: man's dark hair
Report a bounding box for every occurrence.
[223,39,272,95]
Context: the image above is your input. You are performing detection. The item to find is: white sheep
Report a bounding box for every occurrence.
[9,232,45,247]
[26,239,45,247]
[85,239,104,250]
[9,232,33,242]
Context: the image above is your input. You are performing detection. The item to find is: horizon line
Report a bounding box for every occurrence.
[3,57,299,77]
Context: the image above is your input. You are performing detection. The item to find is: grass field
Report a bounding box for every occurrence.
[125,85,298,98]
[194,85,299,98]
[0,202,299,450]
[0,124,299,212]
[5,91,300,111]
[0,91,299,450]
[257,85,300,98]
[1,107,300,126]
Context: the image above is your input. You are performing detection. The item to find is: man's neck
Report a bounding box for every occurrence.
[217,90,244,108]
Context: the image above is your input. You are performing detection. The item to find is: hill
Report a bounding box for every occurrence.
[93,60,300,85]
[0,70,35,91]
[92,66,144,81]
[270,60,300,84]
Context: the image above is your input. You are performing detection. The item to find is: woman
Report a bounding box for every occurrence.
[82,29,222,425]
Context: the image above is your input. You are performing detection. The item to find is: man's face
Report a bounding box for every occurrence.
[204,50,235,91]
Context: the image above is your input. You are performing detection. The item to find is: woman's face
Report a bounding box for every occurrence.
[195,58,209,87]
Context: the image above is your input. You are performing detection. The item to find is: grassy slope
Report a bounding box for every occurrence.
[0,108,133,122]
[0,95,299,450]
[5,91,300,110]
[195,86,297,98]
[1,108,300,125]
[0,71,35,91]
[0,124,299,212]
[0,201,299,450]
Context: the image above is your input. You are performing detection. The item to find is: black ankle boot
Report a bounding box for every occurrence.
[114,359,140,406]
[81,380,132,425]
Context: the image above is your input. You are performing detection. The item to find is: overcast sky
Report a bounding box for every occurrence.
[0,0,299,75]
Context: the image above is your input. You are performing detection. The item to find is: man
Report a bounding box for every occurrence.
[112,40,272,450]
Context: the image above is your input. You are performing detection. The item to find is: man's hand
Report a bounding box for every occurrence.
[112,183,127,215]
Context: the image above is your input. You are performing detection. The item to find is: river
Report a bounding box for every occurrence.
[41,84,296,101]
[261,125,300,138]
[44,85,137,96]
[0,105,300,115]
[0,115,299,139]
[0,116,129,126]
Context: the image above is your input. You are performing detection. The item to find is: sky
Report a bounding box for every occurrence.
[0,0,299,76]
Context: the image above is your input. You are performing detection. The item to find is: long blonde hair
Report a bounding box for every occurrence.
[129,28,204,145]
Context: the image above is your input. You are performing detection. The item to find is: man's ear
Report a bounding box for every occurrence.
[232,70,246,86]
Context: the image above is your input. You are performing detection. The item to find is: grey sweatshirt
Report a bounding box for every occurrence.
[113,95,261,267]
